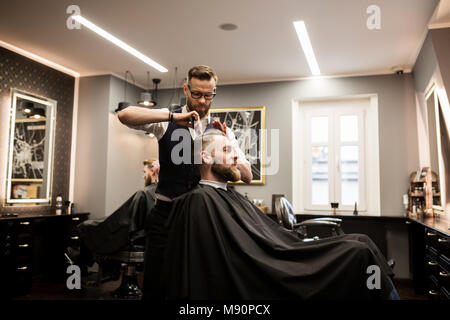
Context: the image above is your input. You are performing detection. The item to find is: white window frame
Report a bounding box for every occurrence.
[292,95,380,216]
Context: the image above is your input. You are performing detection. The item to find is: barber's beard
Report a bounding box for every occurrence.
[187,97,211,119]
[211,164,241,182]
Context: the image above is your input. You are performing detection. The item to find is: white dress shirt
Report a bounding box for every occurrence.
[199,179,228,191]
[125,105,249,165]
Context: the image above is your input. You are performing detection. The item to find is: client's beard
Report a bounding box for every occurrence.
[211,163,241,182]
[144,176,152,187]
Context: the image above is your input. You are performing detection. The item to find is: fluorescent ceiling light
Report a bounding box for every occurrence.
[293,21,320,76]
[72,15,168,73]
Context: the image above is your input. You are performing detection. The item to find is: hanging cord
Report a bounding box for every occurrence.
[165,66,178,109]
[124,70,136,102]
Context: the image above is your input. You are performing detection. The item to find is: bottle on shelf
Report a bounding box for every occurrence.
[56,194,63,215]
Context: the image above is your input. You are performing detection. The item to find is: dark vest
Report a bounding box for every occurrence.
[155,109,213,198]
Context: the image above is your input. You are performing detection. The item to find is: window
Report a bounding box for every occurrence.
[293,96,380,215]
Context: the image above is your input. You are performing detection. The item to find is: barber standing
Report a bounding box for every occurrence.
[117,65,252,299]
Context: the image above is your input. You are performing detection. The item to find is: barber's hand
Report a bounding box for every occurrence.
[173,111,199,128]
[212,120,227,135]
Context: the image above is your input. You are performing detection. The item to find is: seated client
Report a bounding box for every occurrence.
[77,158,159,260]
[162,129,399,300]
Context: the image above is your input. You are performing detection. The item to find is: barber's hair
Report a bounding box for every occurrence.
[143,157,158,168]
[187,65,218,85]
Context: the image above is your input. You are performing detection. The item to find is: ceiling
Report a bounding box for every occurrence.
[0,0,448,89]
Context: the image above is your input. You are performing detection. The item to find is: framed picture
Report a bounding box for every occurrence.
[210,106,266,184]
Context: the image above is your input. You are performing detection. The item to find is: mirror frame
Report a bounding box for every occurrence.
[5,89,57,205]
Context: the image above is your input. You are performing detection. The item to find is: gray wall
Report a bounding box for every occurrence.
[413,33,439,93]
[74,76,110,219]
[105,76,157,215]
[75,75,157,219]
[430,28,450,100]
[156,74,419,217]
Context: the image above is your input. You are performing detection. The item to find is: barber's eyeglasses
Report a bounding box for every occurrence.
[187,85,216,100]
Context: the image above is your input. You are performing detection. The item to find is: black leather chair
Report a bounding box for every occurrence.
[274,197,344,241]
[274,197,396,272]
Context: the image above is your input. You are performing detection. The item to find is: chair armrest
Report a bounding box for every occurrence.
[310,217,342,224]
[293,220,339,228]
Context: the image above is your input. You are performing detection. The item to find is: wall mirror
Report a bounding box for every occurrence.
[425,84,443,207]
[5,89,56,205]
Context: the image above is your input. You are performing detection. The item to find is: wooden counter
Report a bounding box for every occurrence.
[407,215,450,236]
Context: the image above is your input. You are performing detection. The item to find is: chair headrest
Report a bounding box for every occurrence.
[275,197,296,230]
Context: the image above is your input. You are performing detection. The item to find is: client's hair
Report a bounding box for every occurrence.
[143,157,158,168]
[193,129,226,163]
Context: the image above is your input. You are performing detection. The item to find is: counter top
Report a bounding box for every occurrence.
[408,214,450,236]
[291,212,408,223]
[0,212,89,221]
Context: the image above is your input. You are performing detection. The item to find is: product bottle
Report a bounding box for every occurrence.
[56,195,63,215]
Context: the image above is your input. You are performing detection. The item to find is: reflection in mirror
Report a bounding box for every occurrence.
[5,89,56,205]
[425,86,443,207]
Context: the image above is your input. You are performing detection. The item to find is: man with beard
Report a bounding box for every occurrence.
[143,157,160,186]
[117,65,252,299]
[76,158,159,281]
[162,129,399,300]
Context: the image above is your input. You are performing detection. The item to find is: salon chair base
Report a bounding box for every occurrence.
[108,248,144,299]
[111,264,142,299]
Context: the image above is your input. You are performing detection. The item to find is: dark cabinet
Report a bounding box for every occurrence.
[0,213,89,298]
[409,216,450,300]
[0,219,33,296]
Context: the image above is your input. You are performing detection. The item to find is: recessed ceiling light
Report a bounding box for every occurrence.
[219,23,238,31]
[72,15,168,73]
[293,21,321,76]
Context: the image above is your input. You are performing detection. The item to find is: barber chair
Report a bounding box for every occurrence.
[95,232,145,299]
[274,197,395,273]
[274,197,344,241]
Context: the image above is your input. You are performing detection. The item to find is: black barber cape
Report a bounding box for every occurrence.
[163,184,395,300]
[78,183,156,255]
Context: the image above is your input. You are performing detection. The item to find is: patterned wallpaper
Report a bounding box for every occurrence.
[0,46,75,214]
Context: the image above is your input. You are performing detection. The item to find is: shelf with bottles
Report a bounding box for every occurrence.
[406,168,441,218]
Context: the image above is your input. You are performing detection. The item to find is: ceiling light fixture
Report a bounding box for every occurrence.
[71,15,168,73]
[29,107,46,119]
[152,78,161,104]
[138,71,156,107]
[293,21,321,76]
[20,101,34,114]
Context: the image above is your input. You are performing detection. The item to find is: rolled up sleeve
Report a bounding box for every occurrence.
[123,108,169,140]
